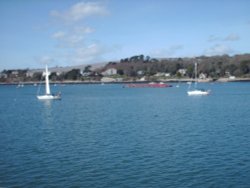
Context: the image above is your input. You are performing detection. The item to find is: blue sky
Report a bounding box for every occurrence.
[0,0,249,70]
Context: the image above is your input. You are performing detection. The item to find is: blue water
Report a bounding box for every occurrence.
[0,82,250,187]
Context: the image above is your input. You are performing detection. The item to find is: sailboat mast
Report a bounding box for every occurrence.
[194,62,197,87]
[45,64,51,95]
[195,62,197,80]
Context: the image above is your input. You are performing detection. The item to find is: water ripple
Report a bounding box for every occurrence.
[0,83,250,187]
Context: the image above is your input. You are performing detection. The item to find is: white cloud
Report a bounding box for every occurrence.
[51,2,108,23]
[207,35,220,42]
[65,43,104,65]
[35,56,55,65]
[52,31,66,39]
[151,45,183,57]
[208,33,240,42]
[74,26,95,34]
[52,26,95,48]
[224,33,240,41]
[62,43,121,65]
[204,44,234,56]
[48,2,117,66]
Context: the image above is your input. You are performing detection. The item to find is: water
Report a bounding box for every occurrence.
[0,82,250,187]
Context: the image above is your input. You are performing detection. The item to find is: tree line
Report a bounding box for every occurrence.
[105,54,250,78]
[1,53,250,83]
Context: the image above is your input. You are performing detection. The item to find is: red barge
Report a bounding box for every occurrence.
[124,82,172,88]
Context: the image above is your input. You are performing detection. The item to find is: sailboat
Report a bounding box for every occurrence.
[187,62,210,96]
[37,64,61,100]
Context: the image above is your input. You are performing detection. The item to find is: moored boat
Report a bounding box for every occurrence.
[187,89,210,96]
[37,64,61,100]
[124,82,172,88]
[187,63,210,96]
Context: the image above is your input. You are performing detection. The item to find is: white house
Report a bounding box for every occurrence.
[11,71,19,76]
[165,73,171,77]
[81,72,91,77]
[199,73,207,79]
[154,72,165,77]
[101,77,116,82]
[26,71,34,77]
[56,71,62,76]
[0,73,7,78]
[178,69,187,76]
[116,77,123,82]
[139,77,146,81]
[102,68,117,76]
[225,71,236,80]
[137,70,144,76]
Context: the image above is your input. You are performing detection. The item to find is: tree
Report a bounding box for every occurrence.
[139,54,144,61]
[186,64,194,78]
[32,72,42,81]
[226,64,237,74]
[83,65,92,73]
[240,60,250,75]
[176,72,182,78]
[65,69,81,80]
[117,69,124,75]
[145,56,150,62]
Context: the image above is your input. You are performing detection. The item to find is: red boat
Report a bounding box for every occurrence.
[124,82,172,88]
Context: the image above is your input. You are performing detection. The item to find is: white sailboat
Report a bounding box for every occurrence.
[37,64,61,100]
[187,62,210,96]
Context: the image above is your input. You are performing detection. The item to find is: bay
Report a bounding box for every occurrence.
[0,82,250,187]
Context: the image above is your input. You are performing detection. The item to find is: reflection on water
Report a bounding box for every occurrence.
[40,100,53,126]
[42,100,52,107]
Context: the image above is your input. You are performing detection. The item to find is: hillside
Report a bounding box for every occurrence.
[103,54,250,79]
[1,53,250,83]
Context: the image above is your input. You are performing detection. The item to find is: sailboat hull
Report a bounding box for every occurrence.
[187,90,210,96]
[37,64,62,100]
[37,94,61,100]
[187,63,211,96]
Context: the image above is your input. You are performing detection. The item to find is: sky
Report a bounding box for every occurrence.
[0,0,250,70]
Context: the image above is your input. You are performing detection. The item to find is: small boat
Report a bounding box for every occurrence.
[17,83,24,88]
[187,63,210,96]
[176,81,180,88]
[37,64,61,100]
[125,82,172,88]
[187,89,210,96]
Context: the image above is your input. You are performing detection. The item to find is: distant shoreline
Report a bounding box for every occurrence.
[1,77,250,85]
